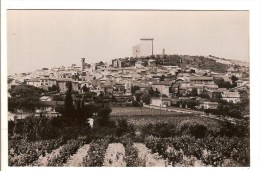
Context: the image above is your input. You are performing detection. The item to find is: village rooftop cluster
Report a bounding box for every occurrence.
[8,54,249,115]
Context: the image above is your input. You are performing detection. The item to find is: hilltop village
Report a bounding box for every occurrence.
[7,54,251,167]
[8,54,249,117]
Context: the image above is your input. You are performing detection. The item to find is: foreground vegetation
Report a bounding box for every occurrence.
[8,81,250,167]
[8,110,249,167]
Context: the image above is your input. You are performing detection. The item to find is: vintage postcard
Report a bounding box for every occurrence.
[1,0,260,170]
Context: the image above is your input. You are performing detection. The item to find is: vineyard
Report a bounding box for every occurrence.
[111,107,175,116]
[8,105,250,167]
[8,135,249,167]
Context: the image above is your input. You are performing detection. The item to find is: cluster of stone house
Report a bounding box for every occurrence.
[8,57,249,111]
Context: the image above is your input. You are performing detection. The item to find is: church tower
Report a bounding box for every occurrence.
[81,58,85,71]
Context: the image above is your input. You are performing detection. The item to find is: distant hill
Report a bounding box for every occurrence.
[115,54,235,73]
[207,55,249,67]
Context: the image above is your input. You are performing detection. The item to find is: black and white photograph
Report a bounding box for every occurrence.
[1,1,260,169]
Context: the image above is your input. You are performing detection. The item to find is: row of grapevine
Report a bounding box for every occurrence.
[82,138,110,166]
[80,136,146,167]
[124,143,146,167]
[9,135,248,167]
[8,137,66,166]
[117,135,146,167]
[46,137,88,166]
[64,144,90,166]
[144,135,249,167]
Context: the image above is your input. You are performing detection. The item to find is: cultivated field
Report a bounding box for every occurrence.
[8,107,249,167]
[111,107,177,116]
[111,107,220,129]
[9,135,249,167]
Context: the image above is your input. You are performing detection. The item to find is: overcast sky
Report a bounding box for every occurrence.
[7,10,249,74]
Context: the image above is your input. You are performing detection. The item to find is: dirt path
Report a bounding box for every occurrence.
[103,143,126,167]
[133,143,168,167]
[63,144,90,167]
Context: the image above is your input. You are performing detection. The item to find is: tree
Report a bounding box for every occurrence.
[148,87,155,96]
[135,91,143,102]
[99,91,104,97]
[8,97,42,112]
[153,88,160,97]
[131,86,140,94]
[214,78,233,89]
[190,88,198,96]
[186,100,200,109]
[82,84,89,93]
[212,99,249,118]
[8,85,45,112]
[84,91,97,98]
[53,95,64,101]
[231,75,238,87]
[112,95,117,103]
[116,119,135,137]
[141,94,151,105]
[50,84,59,92]
[233,65,240,70]
[99,61,104,65]
[161,94,168,97]
[97,106,112,126]
[9,84,44,98]
[160,75,165,81]
[64,82,74,118]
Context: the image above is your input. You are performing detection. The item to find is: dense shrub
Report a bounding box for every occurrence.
[22,116,60,140]
[219,120,249,137]
[176,120,208,138]
[144,135,249,167]
[8,120,15,138]
[118,134,134,147]
[9,116,90,141]
[97,106,112,126]
[9,137,66,166]
[52,95,64,101]
[92,126,117,139]
[141,122,177,138]
[8,97,43,113]
[145,136,169,157]
[116,119,136,137]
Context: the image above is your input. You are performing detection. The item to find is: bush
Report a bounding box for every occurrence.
[141,122,177,138]
[22,116,60,141]
[97,106,112,126]
[176,120,208,138]
[219,120,249,137]
[52,95,63,101]
[116,119,135,137]
[10,116,90,141]
[92,126,117,139]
